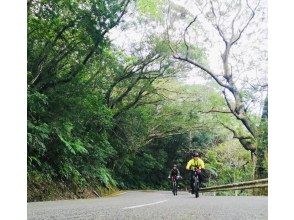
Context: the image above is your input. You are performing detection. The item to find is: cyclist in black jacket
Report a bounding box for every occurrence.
[168,164,181,179]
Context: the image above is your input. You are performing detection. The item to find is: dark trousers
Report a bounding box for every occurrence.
[189,171,202,191]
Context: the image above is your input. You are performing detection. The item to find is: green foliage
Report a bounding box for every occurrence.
[96,167,117,187]
[57,123,88,155]
[205,140,254,186]
[255,119,268,178]
[27,122,50,155]
[27,88,48,115]
[137,0,164,19]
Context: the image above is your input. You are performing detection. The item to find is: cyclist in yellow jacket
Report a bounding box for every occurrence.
[186,152,205,194]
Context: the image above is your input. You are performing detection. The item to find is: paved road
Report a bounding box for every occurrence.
[28,191,267,220]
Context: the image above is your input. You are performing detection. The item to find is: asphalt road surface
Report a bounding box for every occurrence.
[28,191,267,220]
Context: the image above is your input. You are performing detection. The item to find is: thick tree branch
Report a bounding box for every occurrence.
[38,0,131,91]
[173,55,232,90]
[220,123,256,152]
[222,90,236,115]
[105,54,162,107]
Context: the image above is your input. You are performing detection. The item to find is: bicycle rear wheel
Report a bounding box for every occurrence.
[194,176,199,198]
[172,181,177,196]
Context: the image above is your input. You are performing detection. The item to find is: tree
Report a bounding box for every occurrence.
[28,0,131,91]
[167,0,267,161]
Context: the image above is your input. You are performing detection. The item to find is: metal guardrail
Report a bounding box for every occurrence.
[200,178,268,192]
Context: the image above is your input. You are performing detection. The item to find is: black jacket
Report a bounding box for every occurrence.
[169,168,180,176]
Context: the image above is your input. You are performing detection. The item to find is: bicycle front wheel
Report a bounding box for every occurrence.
[172,181,177,196]
[194,176,199,198]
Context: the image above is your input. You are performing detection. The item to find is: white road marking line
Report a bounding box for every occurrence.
[122,199,168,210]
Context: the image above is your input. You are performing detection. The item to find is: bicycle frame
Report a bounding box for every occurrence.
[192,169,201,198]
[171,175,178,196]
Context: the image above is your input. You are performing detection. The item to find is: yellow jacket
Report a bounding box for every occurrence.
[186,158,205,170]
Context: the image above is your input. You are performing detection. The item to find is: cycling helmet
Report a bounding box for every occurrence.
[192,152,199,157]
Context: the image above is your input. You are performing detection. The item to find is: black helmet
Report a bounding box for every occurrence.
[192,152,199,157]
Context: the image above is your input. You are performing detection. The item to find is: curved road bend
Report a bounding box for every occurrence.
[28,191,267,220]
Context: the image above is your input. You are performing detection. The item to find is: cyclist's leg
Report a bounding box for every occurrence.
[198,172,204,187]
[190,171,194,193]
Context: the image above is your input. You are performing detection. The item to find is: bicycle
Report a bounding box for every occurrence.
[171,175,178,196]
[192,168,201,198]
